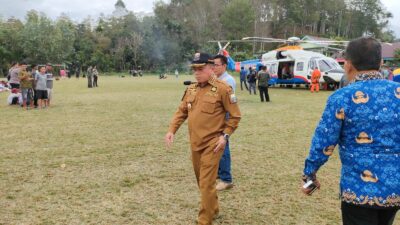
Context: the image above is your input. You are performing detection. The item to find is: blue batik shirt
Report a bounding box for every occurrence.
[304,71,400,208]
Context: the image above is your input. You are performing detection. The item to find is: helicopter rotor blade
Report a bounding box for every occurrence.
[223,42,231,50]
[217,42,222,50]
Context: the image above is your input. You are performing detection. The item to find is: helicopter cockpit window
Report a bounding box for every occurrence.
[318,60,332,72]
[325,59,342,70]
[296,62,304,71]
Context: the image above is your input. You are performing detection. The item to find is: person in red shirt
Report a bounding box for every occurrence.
[310,67,321,93]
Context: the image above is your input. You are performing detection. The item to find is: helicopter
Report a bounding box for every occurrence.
[211,37,348,89]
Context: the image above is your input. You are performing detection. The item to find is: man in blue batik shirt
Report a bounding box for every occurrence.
[213,54,236,191]
[302,37,400,225]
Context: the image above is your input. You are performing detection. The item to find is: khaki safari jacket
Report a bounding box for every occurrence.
[168,75,241,151]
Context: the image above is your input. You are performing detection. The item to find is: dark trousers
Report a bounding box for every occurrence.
[88,76,93,88]
[93,76,98,87]
[33,89,38,107]
[341,202,398,225]
[240,80,248,90]
[258,86,270,102]
[249,82,256,95]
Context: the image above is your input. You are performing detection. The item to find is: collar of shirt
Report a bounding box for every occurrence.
[218,71,229,81]
[351,71,383,83]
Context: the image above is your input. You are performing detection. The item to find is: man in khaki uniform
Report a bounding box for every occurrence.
[165,53,241,225]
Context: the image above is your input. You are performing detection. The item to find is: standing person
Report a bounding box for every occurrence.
[31,65,39,108]
[92,66,99,87]
[239,67,248,91]
[301,37,400,225]
[34,66,48,109]
[9,62,23,89]
[45,64,54,107]
[175,69,179,79]
[18,63,34,109]
[7,62,17,82]
[165,53,241,225]
[310,67,321,93]
[257,66,270,102]
[248,67,257,95]
[76,66,81,79]
[87,66,93,88]
[212,54,236,191]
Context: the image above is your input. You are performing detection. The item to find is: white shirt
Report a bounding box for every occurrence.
[218,71,236,93]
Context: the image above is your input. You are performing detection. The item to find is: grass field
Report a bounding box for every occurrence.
[0,75,399,225]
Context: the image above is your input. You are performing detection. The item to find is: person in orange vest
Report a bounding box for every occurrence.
[310,67,321,93]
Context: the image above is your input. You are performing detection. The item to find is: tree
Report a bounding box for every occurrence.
[220,0,255,39]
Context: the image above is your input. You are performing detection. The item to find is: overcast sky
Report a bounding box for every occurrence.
[0,0,399,37]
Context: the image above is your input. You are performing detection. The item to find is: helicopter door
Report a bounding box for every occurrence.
[308,59,317,80]
[295,61,306,77]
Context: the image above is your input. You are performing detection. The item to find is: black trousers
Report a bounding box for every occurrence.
[240,80,248,90]
[33,89,38,107]
[258,86,270,102]
[93,76,98,87]
[341,202,398,225]
[88,76,93,88]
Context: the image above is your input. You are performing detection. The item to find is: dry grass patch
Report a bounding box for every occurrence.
[0,76,399,225]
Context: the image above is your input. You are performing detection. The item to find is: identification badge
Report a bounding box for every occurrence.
[230,94,237,104]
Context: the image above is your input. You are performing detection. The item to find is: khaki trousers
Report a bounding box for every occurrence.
[191,144,224,225]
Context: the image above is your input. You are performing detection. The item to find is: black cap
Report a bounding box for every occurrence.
[191,53,214,67]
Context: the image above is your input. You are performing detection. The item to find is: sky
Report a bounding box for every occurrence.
[0,0,399,38]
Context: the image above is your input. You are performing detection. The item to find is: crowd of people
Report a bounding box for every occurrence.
[165,37,400,225]
[3,62,55,109]
[239,65,271,102]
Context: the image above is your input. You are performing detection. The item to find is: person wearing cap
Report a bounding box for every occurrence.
[165,52,241,225]
[301,37,400,225]
[212,54,236,191]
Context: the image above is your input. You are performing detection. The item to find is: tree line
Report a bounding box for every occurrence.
[0,0,396,75]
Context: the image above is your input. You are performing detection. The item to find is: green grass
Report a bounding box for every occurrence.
[0,75,399,225]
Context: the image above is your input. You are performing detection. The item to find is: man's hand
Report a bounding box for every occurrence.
[213,135,227,153]
[301,176,321,196]
[165,132,174,148]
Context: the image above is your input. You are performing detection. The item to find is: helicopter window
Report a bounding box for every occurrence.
[296,62,304,71]
[309,60,317,70]
[326,59,342,69]
[318,60,332,72]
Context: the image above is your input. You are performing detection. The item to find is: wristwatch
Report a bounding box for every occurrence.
[223,133,229,141]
